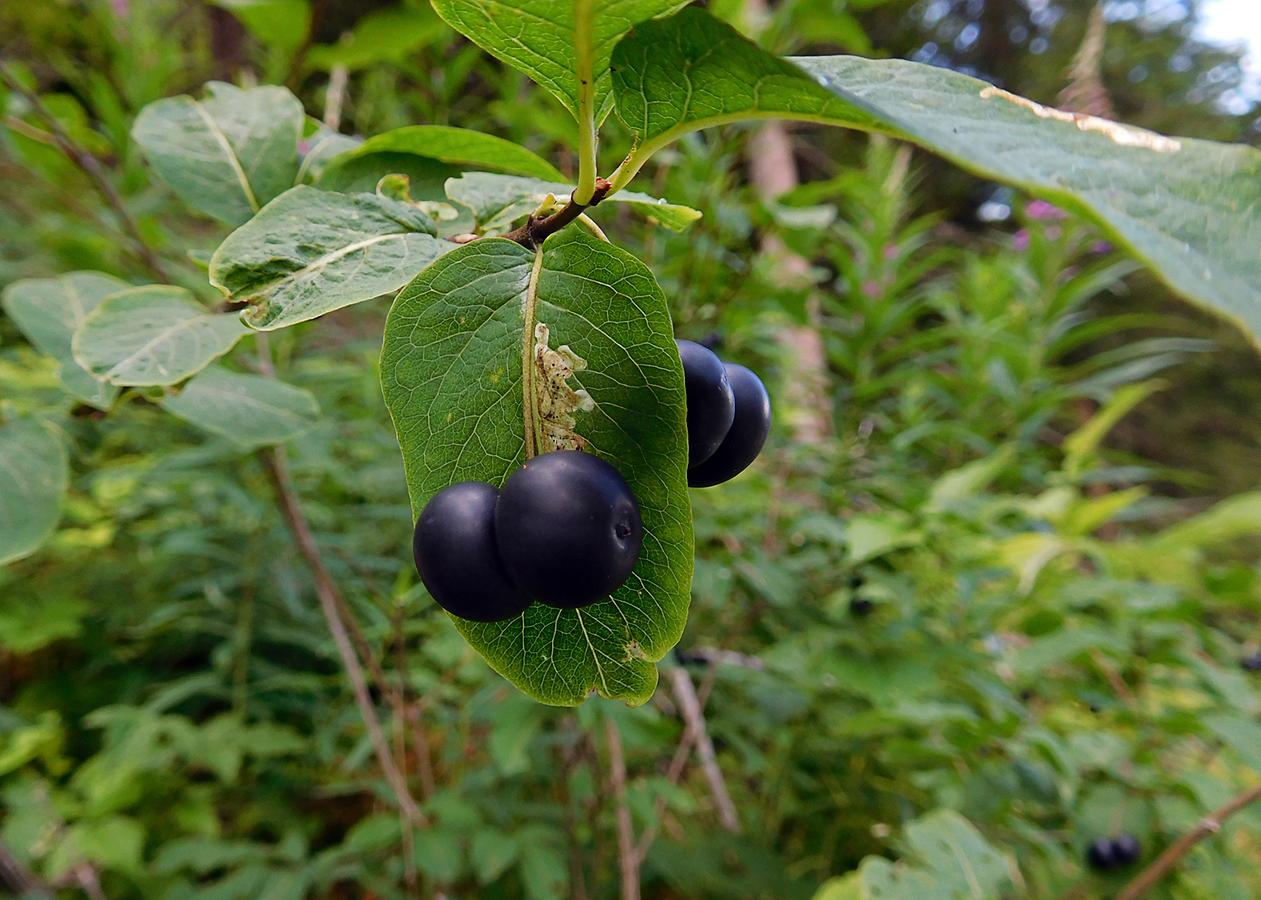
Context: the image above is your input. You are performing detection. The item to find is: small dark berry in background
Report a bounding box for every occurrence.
[697,331,724,352]
[676,339,736,467]
[850,597,875,617]
[688,363,772,487]
[495,451,642,609]
[1086,837,1117,871]
[413,482,531,622]
[1111,833,1141,866]
[1241,652,1261,672]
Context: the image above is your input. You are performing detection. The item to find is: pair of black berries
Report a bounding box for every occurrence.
[676,339,772,486]
[413,340,772,622]
[1086,833,1141,872]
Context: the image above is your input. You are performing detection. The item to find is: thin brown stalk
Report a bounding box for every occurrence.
[0,839,46,897]
[605,716,640,900]
[259,446,426,826]
[0,64,172,282]
[1116,781,1261,900]
[667,667,740,833]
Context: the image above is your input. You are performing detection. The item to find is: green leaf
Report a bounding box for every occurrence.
[0,417,69,566]
[132,82,304,225]
[73,286,247,386]
[610,8,1261,348]
[471,829,520,884]
[160,367,319,449]
[446,173,701,233]
[306,5,446,70]
[380,229,691,706]
[323,125,565,182]
[431,0,689,121]
[209,185,452,331]
[2,271,128,409]
[209,0,311,51]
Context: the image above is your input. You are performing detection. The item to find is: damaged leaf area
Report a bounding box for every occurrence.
[380,229,692,706]
[209,185,454,330]
[532,322,595,453]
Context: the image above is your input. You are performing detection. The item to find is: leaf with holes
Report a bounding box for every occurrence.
[132,82,304,225]
[160,367,320,449]
[0,417,69,566]
[73,286,247,387]
[431,0,689,121]
[210,185,454,330]
[2,272,129,409]
[380,229,691,706]
[445,173,701,233]
[610,7,1261,349]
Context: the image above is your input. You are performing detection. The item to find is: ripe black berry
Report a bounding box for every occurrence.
[413,482,532,622]
[687,364,771,488]
[1111,833,1141,866]
[1242,652,1261,672]
[676,339,736,467]
[1086,837,1117,871]
[850,597,875,617]
[495,451,642,609]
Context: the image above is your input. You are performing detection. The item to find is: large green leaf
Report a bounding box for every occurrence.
[132,82,304,225]
[73,286,247,387]
[321,125,565,182]
[380,229,691,706]
[2,272,128,409]
[610,8,1261,348]
[160,367,320,449]
[0,417,69,566]
[209,186,453,331]
[445,173,701,233]
[431,0,689,121]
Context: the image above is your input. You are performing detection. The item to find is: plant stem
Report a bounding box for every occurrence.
[667,667,740,832]
[502,179,611,248]
[1116,781,1261,899]
[0,64,172,282]
[572,0,598,205]
[605,716,640,900]
[259,446,426,827]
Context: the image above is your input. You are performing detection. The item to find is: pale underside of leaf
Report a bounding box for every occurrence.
[73,286,247,387]
[0,418,69,566]
[132,82,302,226]
[2,272,128,409]
[610,7,1261,350]
[380,230,691,706]
[160,366,320,449]
[208,186,453,331]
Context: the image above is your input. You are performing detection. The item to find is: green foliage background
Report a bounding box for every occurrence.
[3,0,1261,897]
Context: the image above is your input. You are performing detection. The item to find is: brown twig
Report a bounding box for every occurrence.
[667,667,740,832]
[0,63,172,282]
[605,716,640,900]
[501,179,611,248]
[1116,781,1261,899]
[0,839,47,897]
[259,446,426,826]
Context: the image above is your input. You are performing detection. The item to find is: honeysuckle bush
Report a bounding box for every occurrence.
[2,1,1261,897]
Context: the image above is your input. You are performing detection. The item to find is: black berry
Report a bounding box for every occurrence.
[495,451,642,609]
[1111,833,1141,866]
[687,363,771,487]
[676,339,736,467]
[1086,837,1117,871]
[1242,652,1261,672]
[413,482,532,622]
[850,597,875,617]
